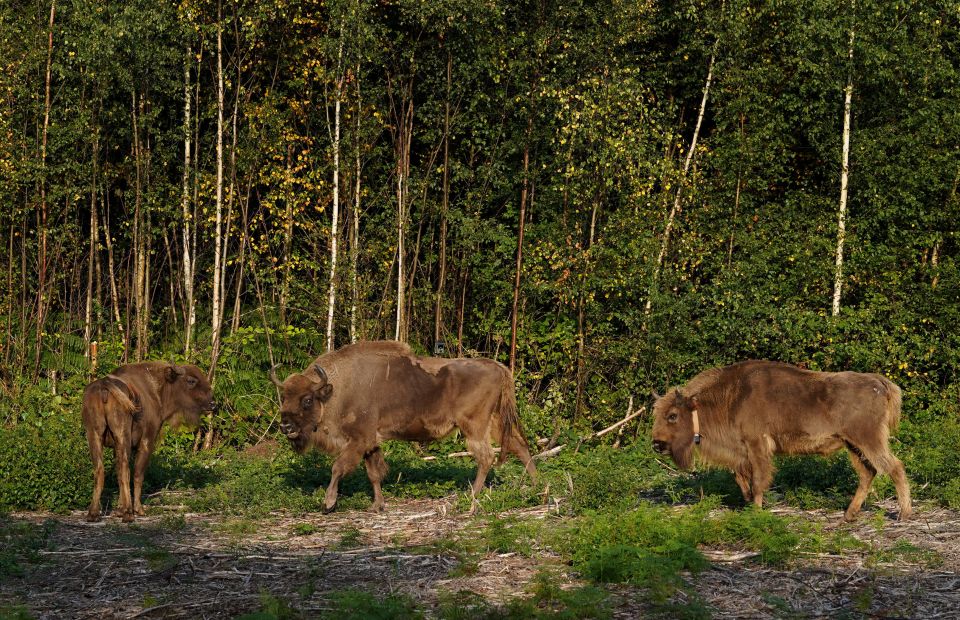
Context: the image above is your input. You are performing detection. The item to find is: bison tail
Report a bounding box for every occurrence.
[496,370,520,458]
[494,368,538,481]
[883,378,903,434]
[84,377,139,421]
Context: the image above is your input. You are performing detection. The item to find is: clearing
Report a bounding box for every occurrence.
[2,496,959,618]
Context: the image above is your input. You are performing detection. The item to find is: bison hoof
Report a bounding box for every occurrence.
[86,512,101,523]
[121,512,135,523]
[898,508,912,522]
[322,503,337,515]
[135,506,146,517]
[368,503,385,514]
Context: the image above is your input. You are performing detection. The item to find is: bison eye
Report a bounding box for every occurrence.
[186,376,198,388]
[302,396,313,409]
[668,412,678,423]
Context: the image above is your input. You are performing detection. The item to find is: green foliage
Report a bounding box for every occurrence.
[0,387,92,512]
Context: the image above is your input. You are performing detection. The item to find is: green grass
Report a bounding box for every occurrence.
[0,517,55,579]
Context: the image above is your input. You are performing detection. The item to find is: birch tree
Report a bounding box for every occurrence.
[832,8,855,317]
[209,0,226,372]
[181,43,196,354]
[326,33,346,352]
[645,41,717,316]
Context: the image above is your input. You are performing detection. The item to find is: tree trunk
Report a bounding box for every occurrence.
[390,76,413,342]
[205,1,226,449]
[434,47,452,351]
[35,0,56,374]
[326,37,345,352]
[350,64,362,344]
[280,144,294,325]
[131,92,148,361]
[210,0,226,376]
[83,130,99,355]
[646,42,718,316]
[509,115,534,373]
[832,17,855,317]
[181,44,196,355]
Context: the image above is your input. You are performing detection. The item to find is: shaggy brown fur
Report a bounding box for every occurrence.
[651,360,911,521]
[81,363,216,522]
[272,341,537,513]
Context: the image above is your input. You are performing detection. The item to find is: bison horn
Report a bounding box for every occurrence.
[269,364,284,388]
[651,389,662,400]
[312,364,328,384]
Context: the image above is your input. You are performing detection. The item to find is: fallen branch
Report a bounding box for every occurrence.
[420,405,644,462]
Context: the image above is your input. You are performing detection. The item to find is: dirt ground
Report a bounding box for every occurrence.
[2,497,959,619]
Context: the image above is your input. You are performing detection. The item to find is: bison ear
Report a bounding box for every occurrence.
[165,364,185,383]
[313,383,333,403]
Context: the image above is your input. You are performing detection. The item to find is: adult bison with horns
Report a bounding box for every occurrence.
[270,340,537,513]
[652,360,912,521]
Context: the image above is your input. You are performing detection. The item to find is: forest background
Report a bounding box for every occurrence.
[0,0,959,513]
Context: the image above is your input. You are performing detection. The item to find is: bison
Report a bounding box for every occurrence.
[270,340,538,513]
[82,362,217,522]
[652,360,912,521]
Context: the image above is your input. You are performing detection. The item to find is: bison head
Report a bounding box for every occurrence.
[651,389,699,470]
[165,364,217,427]
[271,364,333,453]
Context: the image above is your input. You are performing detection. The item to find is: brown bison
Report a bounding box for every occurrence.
[81,363,217,522]
[652,360,911,521]
[270,340,538,513]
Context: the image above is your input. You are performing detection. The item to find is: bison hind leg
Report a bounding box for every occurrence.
[84,423,107,522]
[843,442,877,521]
[497,431,538,483]
[846,440,912,521]
[364,447,389,513]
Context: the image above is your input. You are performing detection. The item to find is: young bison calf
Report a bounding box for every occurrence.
[81,363,216,522]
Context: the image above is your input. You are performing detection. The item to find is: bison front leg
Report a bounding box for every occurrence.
[466,436,495,513]
[733,463,753,504]
[324,447,364,514]
[364,447,389,513]
[746,439,774,509]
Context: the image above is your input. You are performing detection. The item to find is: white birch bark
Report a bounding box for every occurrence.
[210,3,225,372]
[326,37,345,352]
[350,65,361,343]
[645,43,717,315]
[833,20,855,317]
[181,44,195,354]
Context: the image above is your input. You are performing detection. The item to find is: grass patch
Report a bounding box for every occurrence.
[0,517,55,579]
[0,605,35,620]
[337,526,363,549]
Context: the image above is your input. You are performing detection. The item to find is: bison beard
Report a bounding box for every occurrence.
[272,341,538,514]
[81,363,216,523]
[652,360,912,521]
